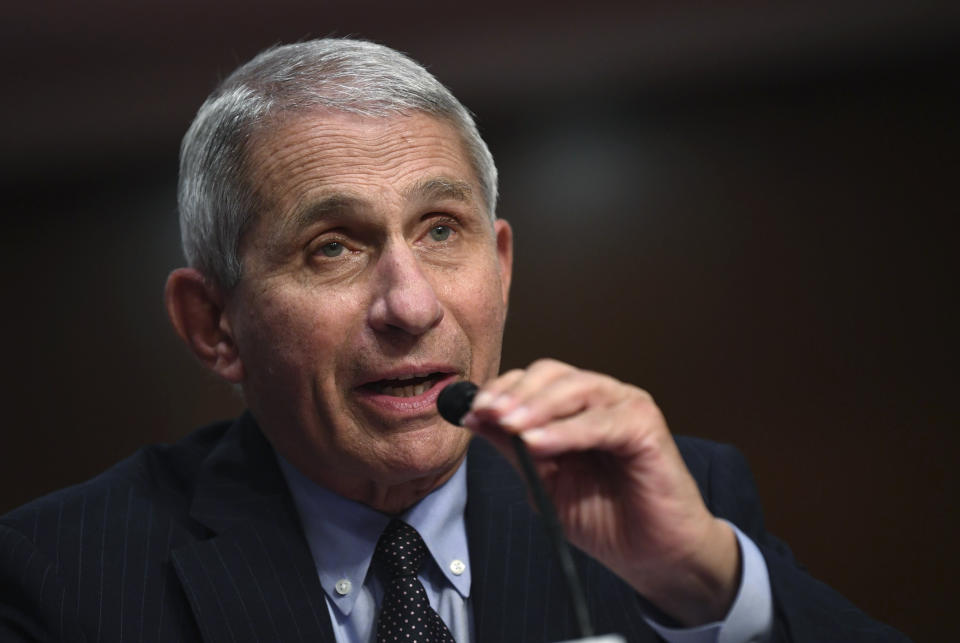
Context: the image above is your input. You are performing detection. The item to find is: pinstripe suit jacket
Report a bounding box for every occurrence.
[0,413,907,642]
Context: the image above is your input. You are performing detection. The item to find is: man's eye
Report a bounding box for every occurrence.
[319,242,345,257]
[428,225,452,242]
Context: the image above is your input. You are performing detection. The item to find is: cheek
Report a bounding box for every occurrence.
[447,266,507,344]
[239,291,344,373]
[283,291,375,386]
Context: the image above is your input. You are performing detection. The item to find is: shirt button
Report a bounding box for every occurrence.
[449,559,466,575]
[335,579,352,595]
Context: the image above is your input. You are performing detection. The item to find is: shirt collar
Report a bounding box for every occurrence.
[277,455,471,616]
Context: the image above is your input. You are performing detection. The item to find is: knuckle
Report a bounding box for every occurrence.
[484,369,523,392]
[528,357,569,373]
[625,386,656,413]
[583,372,626,397]
[633,385,654,404]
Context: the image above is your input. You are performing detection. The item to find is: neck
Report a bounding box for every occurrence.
[345,464,463,514]
[282,453,466,515]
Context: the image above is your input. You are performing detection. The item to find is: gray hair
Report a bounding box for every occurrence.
[177,38,498,290]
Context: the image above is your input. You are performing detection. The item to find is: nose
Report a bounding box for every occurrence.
[367,243,444,336]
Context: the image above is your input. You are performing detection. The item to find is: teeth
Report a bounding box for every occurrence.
[377,380,432,397]
[391,372,430,383]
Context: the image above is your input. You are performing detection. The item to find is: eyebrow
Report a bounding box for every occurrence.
[286,193,367,235]
[282,177,478,236]
[403,177,475,204]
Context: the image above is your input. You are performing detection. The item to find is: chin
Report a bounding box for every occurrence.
[369,425,471,483]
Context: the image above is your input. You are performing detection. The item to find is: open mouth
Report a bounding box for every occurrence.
[363,372,449,398]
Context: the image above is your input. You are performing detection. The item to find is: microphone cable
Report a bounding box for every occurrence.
[438,381,594,639]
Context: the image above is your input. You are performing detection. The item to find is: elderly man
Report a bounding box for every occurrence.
[0,39,906,642]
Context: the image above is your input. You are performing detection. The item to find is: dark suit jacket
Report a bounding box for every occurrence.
[0,413,908,642]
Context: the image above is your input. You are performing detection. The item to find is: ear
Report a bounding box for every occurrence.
[494,219,513,305]
[164,268,245,383]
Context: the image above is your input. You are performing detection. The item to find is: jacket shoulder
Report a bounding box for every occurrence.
[1,419,233,542]
[0,420,234,643]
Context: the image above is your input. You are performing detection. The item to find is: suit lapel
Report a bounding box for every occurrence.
[169,421,656,643]
[171,414,335,643]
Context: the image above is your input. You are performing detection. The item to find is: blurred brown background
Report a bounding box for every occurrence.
[2,1,957,639]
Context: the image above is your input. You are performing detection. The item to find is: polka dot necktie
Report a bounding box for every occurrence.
[374,519,456,643]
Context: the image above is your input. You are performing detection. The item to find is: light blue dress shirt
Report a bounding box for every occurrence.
[278,454,772,643]
[278,456,472,643]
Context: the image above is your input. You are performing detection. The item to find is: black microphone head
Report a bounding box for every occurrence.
[437,381,478,425]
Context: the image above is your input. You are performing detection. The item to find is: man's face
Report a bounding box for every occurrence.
[223,111,512,505]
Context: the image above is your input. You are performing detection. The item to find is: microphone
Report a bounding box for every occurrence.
[438,381,625,643]
[436,380,478,426]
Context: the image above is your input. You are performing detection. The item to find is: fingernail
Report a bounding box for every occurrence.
[520,428,547,446]
[489,394,513,412]
[461,412,479,429]
[473,391,495,409]
[500,405,530,428]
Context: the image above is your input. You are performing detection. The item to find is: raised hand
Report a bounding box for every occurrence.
[462,359,740,626]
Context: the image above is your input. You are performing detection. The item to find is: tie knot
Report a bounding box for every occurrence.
[374,519,428,579]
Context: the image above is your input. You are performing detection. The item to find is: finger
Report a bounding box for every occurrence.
[472,359,575,420]
[472,368,525,409]
[518,393,667,459]
[498,369,627,432]
[461,369,526,431]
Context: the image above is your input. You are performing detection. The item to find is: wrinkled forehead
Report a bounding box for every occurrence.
[236,110,488,252]
[243,109,482,207]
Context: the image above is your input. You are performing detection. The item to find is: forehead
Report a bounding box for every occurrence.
[246,110,480,212]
